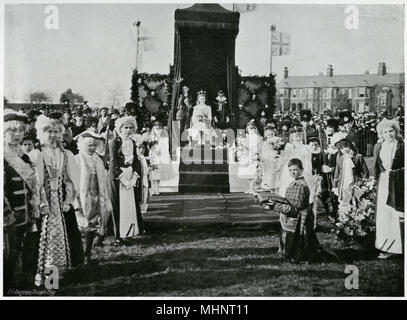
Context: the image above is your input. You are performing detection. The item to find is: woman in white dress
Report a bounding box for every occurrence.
[374,119,404,259]
[237,121,263,195]
[190,90,213,145]
[278,126,313,202]
[149,123,174,195]
[260,128,281,192]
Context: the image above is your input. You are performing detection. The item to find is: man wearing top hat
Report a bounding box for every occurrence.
[339,110,361,153]
[300,110,317,145]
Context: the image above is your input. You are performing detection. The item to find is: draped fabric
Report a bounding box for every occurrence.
[169,4,240,157]
[174,4,240,32]
[168,28,182,158]
[226,37,237,129]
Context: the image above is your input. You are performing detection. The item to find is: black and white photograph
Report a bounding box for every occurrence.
[1,1,405,299]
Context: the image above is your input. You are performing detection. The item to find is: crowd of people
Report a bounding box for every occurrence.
[3,96,405,291]
[3,102,175,291]
[236,107,404,263]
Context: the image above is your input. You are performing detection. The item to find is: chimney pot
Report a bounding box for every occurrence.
[283,67,289,79]
[378,62,387,76]
[326,65,333,77]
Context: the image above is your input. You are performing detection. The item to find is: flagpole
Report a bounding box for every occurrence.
[135,20,141,72]
[270,25,276,76]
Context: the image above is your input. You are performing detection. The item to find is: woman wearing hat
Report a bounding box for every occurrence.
[374,119,404,259]
[3,110,42,290]
[33,113,83,285]
[108,116,145,245]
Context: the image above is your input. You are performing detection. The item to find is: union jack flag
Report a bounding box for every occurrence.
[271,31,290,56]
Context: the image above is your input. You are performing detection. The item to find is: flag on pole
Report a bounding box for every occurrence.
[132,24,154,53]
[271,31,290,56]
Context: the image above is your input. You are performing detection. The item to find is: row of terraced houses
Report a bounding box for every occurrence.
[277,62,404,115]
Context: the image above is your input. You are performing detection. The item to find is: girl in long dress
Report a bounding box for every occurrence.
[74,131,111,264]
[190,90,213,145]
[149,123,174,195]
[260,128,281,192]
[237,121,263,195]
[137,143,150,214]
[33,114,83,286]
[374,119,404,259]
[108,116,145,245]
[279,126,313,203]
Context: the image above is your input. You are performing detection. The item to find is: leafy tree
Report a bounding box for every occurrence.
[60,88,85,104]
[29,91,49,103]
[332,91,352,112]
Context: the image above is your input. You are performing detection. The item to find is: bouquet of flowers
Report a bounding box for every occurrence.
[335,177,376,245]
[235,135,247,162]
[197,113,208,123]
[269,136,286,154]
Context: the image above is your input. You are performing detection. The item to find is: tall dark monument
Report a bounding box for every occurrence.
[169,4,240,193]
[168,4,240,133]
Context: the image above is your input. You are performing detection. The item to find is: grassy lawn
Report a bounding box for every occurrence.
[54,157,403,297]
[58,223,403,297]
[10,157,403,297]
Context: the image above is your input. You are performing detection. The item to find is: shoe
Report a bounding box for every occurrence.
[378,252,397,259]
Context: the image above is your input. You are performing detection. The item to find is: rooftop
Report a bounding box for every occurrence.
[278,73,404,89]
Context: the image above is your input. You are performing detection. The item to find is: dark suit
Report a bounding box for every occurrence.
[108,136,144,239]
[177,94,193,134]
[212,97,230,130]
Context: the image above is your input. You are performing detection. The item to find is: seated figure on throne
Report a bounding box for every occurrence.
[189,90,214,145]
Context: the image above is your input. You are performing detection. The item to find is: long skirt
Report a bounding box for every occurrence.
[110,179,144,239]
[375,172,403,254]
[36,196,71,285]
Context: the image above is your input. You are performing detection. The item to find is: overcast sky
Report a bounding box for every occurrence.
[4,3,404,106]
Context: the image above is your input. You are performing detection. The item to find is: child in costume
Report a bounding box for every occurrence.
[74,131,111,264]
